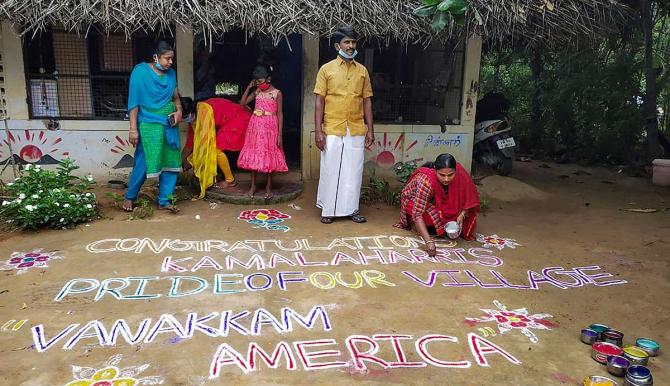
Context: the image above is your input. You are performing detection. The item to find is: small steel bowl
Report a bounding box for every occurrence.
[622,346,650,366]
[603,329,625,347]
[607,355,630,377]
[589,323,610,340]
[624,365,653,386]
[592,342,624,365]
[635,338,660,357]
[584,375,619,386]
[581,328,599,345]
[444,221,460,239]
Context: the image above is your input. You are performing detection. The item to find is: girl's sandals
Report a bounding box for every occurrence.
[321,217,334,224]
[158,204,180,214]
[264,192,274,200]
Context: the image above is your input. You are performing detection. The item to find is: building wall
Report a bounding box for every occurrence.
[301,35,482,180]
[0,24,194,181]
[1,28,481,183]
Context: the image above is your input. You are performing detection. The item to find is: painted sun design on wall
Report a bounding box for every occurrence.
[465,300,555,343]
[110,135,136,169]
[1,249,63,275]
[0,130,68,165]
[476,234,521,250]
[365,133,404,169]
[64,354,164,386]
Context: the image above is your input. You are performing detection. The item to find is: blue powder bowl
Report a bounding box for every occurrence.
[635,338,660,357]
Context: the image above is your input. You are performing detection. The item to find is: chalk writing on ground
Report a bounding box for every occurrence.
[465,300,554,343]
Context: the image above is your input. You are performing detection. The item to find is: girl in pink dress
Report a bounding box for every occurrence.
[238,66,288,199]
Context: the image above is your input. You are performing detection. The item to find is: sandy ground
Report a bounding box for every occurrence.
[0,160,668,385]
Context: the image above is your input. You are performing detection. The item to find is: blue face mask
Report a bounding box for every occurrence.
[338,49,358,60]
[154,55,167,71]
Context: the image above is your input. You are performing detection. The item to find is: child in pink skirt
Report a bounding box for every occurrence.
[238,65,288,199]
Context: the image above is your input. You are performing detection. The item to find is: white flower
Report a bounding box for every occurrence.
[86,204,93,209]
[85,193,91,197]
[25,204,35,211]
[86,175,94,182]
[34,165,41,170]
[54,202,60,207]
[53,188,60,192]
[15,199,22,204]
[38,190,43,193]
[6,182,13,186]
[63,203,70,208]
[18,193,26,199]
[70,194,75,199]
[2,201,9,206]
[31,194,39,199]
[24,164,32,170]
[59,218,64,223]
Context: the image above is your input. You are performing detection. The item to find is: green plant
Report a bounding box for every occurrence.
[362,171,401,206]
[413,0,469,32]
[394,161,419,184]
[0,159,98,230]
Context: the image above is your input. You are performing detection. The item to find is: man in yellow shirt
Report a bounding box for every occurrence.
[314,26,375,224]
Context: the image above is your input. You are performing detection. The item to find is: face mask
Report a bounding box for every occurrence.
[258,82,271,91]
[154,55,167,71]
[338,48,358,60]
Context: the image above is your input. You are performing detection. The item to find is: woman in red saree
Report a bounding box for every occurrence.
[393,153,480,257]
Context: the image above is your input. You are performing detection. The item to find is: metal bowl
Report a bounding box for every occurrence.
[607,355,630,377]
[603,329,624,347]
[444,221,460,239]
[624,365,653,386]
[622,346,650,366]
[592,342,624,365]
[581,328,599,345]
[584,375,619,386]
[589,323,610,340]
[635,338,660,357]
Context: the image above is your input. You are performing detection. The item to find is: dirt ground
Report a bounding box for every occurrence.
[0,160,668,385]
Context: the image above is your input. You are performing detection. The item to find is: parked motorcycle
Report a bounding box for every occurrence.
[474,93,515,176]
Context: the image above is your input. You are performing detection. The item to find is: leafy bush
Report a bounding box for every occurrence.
[0,159,98,230]
[393,161,419,184]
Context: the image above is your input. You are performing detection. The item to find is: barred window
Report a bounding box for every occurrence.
[24,29,175,120]
[319,39,465,125]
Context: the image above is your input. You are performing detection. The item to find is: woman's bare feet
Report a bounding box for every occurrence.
[248,186,256,197]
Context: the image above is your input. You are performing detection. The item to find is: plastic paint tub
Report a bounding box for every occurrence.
[635,338,660,357]
[592,342,624,365]
[652,159,670,187]
[623,346,650,366]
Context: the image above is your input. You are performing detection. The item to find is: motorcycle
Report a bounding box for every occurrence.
[473,93,515,176]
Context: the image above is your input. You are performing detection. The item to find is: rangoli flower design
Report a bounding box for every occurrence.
[465,300,554,343]
[238,209,291,232]
[476,234,521,250]
[64,354,163,386]
[1,249,63,275]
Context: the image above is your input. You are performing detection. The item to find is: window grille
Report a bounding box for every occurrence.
[318,39,465,125]
[24,29,174,120]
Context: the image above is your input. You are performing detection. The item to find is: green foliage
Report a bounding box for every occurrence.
[394,161,419,183]
[361,171,401,207]
[0,159,98,230]
[414,0,469,31]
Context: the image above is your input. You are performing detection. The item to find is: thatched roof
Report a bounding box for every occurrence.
[0,0,631,46]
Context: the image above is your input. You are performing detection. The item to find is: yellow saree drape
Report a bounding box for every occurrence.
[191,102,217,198]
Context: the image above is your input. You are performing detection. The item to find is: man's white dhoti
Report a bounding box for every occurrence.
[316,131,365,217]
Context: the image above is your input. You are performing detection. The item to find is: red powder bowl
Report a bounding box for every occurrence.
[592,342,623,365]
